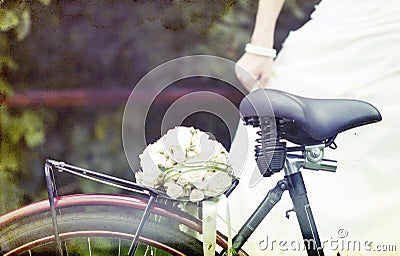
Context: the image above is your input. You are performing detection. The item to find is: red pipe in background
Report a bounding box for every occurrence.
[2,87,243,107]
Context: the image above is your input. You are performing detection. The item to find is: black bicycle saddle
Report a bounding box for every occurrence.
[239,89,382,145]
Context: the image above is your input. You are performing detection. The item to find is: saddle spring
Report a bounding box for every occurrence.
[244,116,287,177]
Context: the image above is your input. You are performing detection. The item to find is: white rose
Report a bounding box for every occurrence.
[185,155,204,165]
[140,141,170,172]
[138,150,162,187]
[164,158,175,169]
[148,139,164,154]
[192,178,209,190]
[163,126,193,148]
[135,172,157,187]
[204,172,232,196]
[153,141,175,166]
[211,142,229,165]
[192,170,215,189]
[191,128,202,145]
[168,145,187,163]
[195,135,218,162]
[166,182,184,199]
[138,140,178,188]
[162,127,202,163]
[181,168,207,183]
[192,169,227,190]
[139,150,160,174]
[190,189,205,202]
[176,175,189,186]
[187,129,202,157]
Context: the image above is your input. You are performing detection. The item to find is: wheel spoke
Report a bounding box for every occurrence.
[88,237,92,256]
[144,245,149,255]
[65,241,69,256]
[118,239,121,256]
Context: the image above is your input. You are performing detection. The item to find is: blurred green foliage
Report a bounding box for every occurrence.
[0,0,318,214]
[0,0,49,213]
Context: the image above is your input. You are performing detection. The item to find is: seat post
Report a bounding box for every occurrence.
[284,155,325,256]
[229,179,288,254]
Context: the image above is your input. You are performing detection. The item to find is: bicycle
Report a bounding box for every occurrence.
[0,89,381,256]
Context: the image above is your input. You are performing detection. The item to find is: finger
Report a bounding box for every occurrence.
[235,71,258,92]
[259,74,270,89]
[242,78,259,92]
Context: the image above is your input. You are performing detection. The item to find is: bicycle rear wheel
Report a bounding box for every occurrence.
[0,194,243,255]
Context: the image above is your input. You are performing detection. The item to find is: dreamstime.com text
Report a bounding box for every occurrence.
[258,229,398,253]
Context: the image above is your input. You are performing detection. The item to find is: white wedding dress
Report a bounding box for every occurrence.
[226,1,400,255]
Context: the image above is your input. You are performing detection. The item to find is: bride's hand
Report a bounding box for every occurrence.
[235,53,273,92]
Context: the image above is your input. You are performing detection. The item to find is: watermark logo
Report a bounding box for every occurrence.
[337,228,348,239]
[258,229,398,253]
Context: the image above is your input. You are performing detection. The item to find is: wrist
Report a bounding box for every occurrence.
[251,23,275,47]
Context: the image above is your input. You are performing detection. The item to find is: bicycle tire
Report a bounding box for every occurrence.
[0,194,247,256]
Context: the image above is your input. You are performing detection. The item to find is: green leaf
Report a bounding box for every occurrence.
[0,79,13,97]
[229,247,238,256]
[0,56,18,70]
[158,164,166,172]
[15,9,31,41]
[21,111,45,148]
[0,171,24,214]
[38,0,51,6]
[94,115,108,141]
[0,142,18,172]
[0,9,19,31]
[7,117,26,144]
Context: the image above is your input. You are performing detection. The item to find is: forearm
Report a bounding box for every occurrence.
[251,0,285,48]
[235,0,285,90]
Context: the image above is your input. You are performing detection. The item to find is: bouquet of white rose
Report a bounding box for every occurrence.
[135,126,235,202]
[136,126,235,256]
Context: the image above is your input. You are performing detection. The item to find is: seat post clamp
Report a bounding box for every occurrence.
[304,144,325,170]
